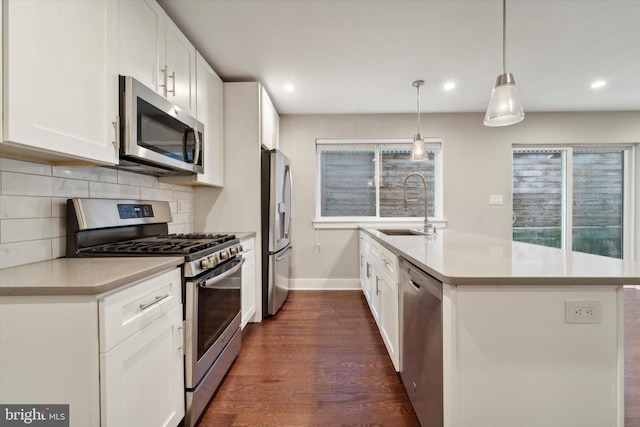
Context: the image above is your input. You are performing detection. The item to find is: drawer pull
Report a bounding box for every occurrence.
[139,293,170,310]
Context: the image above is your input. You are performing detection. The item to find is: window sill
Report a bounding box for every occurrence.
[312,218,448,230]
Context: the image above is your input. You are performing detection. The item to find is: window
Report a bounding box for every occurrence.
[512,146,632,259]
[316,139,442,221]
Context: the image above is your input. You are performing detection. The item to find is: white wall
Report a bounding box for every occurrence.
[278,112,640,288]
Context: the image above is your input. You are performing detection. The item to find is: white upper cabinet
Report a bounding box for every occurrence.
[2,0,119,165]
[196,53,224,186]
[118,0,164,94]
[161,52,224,187]
[260,87,279,150]
[119,0,196,115]
[165,19,197,114]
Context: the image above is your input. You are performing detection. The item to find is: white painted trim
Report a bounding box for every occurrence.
[624,145,636,261]
[513,145,634,261]
[313,219,448,230]
[289,278,360,290]
[316,137,441,146]
[315,138,444,222]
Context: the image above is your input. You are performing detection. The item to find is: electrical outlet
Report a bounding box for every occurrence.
[565,300,602,324]
[489,195,503,206]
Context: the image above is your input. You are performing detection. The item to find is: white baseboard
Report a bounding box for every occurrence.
[289,278,361,290]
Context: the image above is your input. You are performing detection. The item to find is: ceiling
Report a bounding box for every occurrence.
[157,0,640,115]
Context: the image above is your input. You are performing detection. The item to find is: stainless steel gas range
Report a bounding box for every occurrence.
[66,198,242,427]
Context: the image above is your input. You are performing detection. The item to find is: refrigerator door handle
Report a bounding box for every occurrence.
[275,246,293,262]
[283,165,293,239]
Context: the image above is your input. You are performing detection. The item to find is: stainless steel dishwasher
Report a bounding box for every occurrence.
[399,258,443,427]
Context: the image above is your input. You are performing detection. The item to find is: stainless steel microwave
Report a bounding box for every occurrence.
[118,75,204,176]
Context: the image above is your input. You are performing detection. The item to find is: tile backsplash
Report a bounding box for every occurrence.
[0,157,194,269]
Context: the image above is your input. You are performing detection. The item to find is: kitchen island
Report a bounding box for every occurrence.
[360,227,639,427]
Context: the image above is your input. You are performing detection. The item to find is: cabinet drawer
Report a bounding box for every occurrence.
[99,268,182,352]
[369,239,398,283]
[379,245,398,283]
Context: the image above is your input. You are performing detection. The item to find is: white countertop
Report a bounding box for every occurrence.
[363,228,640,286]
[0,257,184,296]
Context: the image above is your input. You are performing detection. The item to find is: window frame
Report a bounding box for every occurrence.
[314,138,444,229]
[512,144,635,260]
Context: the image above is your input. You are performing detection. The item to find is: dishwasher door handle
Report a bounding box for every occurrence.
[408,275,442,300]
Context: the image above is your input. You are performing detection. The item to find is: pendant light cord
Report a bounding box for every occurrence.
[502,0,506,74]
[416,84,421,135]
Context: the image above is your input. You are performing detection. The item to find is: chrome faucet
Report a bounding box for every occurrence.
[403,172,434,234]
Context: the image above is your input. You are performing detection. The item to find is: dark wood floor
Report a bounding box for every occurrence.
[197,289,640,427]
[197,291,419,426]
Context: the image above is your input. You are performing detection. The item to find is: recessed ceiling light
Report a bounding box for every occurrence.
[443,82,456,91]
[284,84,295,92]
[590,80,607,89]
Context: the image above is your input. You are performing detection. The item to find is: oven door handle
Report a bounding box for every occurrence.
[199,257,245,288]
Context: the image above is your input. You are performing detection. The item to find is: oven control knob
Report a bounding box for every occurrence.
[220,250,229,260]
[230,246,238,255]
[201,257,214,269]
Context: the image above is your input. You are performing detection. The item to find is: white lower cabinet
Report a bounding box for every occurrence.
[359,232,370,295]
[359,230,400,371]
[0,267,184,427]
[370,271,382,323]
[99,268,184,426]
[241,237,256,329]
[100,305,184,427]
[378,269,399,369]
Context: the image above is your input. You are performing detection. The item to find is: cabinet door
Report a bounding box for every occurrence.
[100,305,185,427]
[3,0,118,164]
[241,238,256,329]
[370,267,382,323]
[165,19,196,114]
[161,53,224,187]
[118,0,165,94]
[379,272,400,370]
[359,236,367,291]
[260,86,278,150]
[196,53,224,186]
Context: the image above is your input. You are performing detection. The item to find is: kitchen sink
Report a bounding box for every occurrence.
[377,229,432,236]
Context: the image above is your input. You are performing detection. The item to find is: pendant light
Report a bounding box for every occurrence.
[483,0,524,127]
[410,80,428,161]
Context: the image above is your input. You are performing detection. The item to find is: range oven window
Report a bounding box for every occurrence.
[197,258,242,359]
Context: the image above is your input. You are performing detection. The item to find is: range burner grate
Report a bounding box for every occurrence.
[85,234,237,255]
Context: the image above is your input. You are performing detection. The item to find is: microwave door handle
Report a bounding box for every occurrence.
[182,128,201,165]
[193,127,201,166]
[182,129,189,163]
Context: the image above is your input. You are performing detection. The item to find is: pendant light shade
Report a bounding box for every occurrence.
[410,80,428,161]
[484,0,524,127]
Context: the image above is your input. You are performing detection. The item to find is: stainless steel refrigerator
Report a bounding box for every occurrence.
[261,148,293,317]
